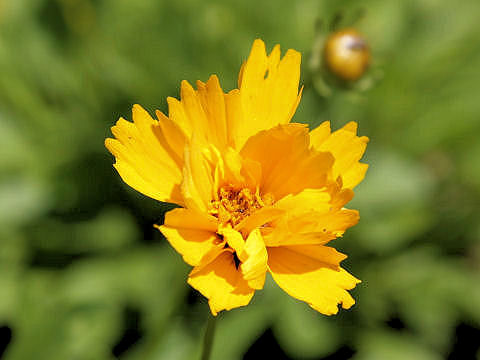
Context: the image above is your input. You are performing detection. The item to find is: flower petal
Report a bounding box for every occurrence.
[220,227,245,255]
[341,162,369,190]
[166,77,231,150]
[157,208,221,267]
[188,251,255,316]
[275,188,331,215]
[239,229,267,290]
[155,109,187,166]
[265,208,359,247]
[234,39,302,149]
[181,141,214,212]
[105,105,184,204]
[196,75,229,149]
[268,245,360,315]
[309,121,331,147]
[156,225,219,267]
[166,96,192,138]
[179,80,210,143]
[224,89,244,148]
[235,207,285,236]
[310,121,369,189]
[241,123,334,200]
[163,208,218,231]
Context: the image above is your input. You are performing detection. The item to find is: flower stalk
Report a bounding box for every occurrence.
[201,313,217,360]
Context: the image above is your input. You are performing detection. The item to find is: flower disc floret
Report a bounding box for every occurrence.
[210,186,274,227]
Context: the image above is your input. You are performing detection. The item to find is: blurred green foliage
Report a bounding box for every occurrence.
[0,0,479,359]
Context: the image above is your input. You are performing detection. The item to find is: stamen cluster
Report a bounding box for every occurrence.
[210,186,274,227]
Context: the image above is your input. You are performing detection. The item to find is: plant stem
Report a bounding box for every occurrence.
[200,313,217,360]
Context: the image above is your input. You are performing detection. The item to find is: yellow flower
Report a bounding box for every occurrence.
[105,39,368,316]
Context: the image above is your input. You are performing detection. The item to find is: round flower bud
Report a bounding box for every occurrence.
[324,28,370,81]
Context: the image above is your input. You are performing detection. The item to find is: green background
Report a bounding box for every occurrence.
[1,0,479,359]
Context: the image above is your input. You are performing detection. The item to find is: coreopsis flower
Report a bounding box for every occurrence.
[105,39,368,316]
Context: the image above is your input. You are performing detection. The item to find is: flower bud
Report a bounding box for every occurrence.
[324,28,370,81]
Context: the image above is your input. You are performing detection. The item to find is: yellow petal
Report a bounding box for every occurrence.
[188,251,255,316]
[265,208,359,247]
[241,124,334,200]
[181,141,214,212]
[235,207,285,236]
[166,78,231,150]
[268,245,360,315]
[156,224,220,267]
[275,188,331,215]
[234,39,302,149]
[108,159,180,203]
[310,121,369,189]
[264,231,335,247]
[167,96,192,138]
[220,227,245,255]
[329,187,355,210]
[196,75,229,149]
[294,209,360,236]
[105,105,183,204]
[309,121,331,146]
[342,162,369,189]
[180,80,210,143]
[155,110,187,166]
[237,61,246,88]
[224,89,243,148]
[163,208,218,232]
[239,229,267,290]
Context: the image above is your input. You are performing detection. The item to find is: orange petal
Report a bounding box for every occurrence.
[235,207,285,236]
[241,123,334,200]
[188,251,255,316]
[240,158,262,190]
[268,245,360,315]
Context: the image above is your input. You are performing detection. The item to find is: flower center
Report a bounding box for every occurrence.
[210,186,274,227]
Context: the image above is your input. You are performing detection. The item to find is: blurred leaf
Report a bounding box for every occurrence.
[0,176,51,227]
[30,207,139,253]
[350,147,435,253]
[209,301,273,360]
[273,295,341,359]
[355,330,442,360]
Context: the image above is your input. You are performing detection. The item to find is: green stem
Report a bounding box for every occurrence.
[200,313,217,360]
